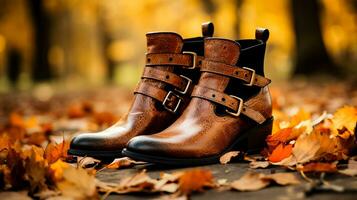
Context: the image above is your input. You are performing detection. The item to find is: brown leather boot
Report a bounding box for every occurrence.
[123,29,273,165]
[68,23,215,159]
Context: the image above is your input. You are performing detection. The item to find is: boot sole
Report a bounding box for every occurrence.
[67,148,122,161]
[122,117,273,166]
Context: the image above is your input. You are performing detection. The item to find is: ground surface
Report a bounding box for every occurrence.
[0,79,356,199]
[98,163,357,200]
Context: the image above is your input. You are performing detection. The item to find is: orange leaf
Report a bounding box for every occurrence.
[44,140,69,164]
[9,112,25,128]
[290,109,311,127]
[178,169,214,195]
[106,157,138,169]
[331,106,357,138]
[268,144,293,163]
[266,128,292,152]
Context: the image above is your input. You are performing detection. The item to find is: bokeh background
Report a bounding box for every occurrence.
[0,0,356,93]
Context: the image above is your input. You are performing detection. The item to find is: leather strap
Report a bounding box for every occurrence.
[201,60,271,87]
[134,83,183,113]
[146,53,204,69]
[141,67,191,93]
[191,86,267,124]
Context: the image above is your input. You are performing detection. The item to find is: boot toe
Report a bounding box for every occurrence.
[126,135,163,155]
[70,133,103,151]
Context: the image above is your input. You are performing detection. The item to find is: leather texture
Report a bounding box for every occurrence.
[126,34,273,159]
[69,30,207,156]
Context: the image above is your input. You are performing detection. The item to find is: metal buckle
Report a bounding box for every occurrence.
[175,75,192,95]
[242,67,256,86]
[225,95,243,117]
[183,51,197,69]
[162,91,183,113]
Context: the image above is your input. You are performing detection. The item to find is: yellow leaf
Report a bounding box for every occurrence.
[332,106,357,138]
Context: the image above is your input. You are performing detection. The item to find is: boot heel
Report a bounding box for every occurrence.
[233,117,273,154]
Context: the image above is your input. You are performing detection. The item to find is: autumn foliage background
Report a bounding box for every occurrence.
[0,0,356,199]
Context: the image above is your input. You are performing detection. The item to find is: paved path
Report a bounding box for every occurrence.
[96,162,357,200]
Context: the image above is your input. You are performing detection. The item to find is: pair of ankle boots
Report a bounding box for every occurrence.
[68,22,273,166]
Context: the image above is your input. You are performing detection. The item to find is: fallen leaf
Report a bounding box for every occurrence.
[116,170,157,193]
[262,173,301,185]
[178,169,214,195]
[24,147,48,193]
[78,157,101,168]
[332,106,357,138]
[231,172,269,191]
[298,162,337,173]
[249,160,270,169]
[9,112,25,128]
[219,151,241,164]
[55,163,98,199]
[49,160,70,182]
[266,128,292,151]
[268,144,293,163]
[231,172,300,191]
[273,130,328,166]
[44,140,69,164]
[290,109,311,127]
[106,157,142,169]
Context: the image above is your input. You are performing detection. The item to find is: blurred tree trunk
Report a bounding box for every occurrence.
[28,0,52,81]
[6,48,22,86]
[234,0,243,38]
[291,0,340,76]
[98,17,116,82]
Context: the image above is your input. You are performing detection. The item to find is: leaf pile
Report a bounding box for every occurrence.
[0,112,99,199]
[0,83,356,199]
[265,106,356,170]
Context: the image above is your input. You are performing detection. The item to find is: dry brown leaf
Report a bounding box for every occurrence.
[107,170,158,194]
[249,160,270,169]
[49,160,70,182]
[78,157,101,168]
[231,172,300,191]
[297,162,337,173]
[159,183,179,193]
[273,130,324,166]
[262,173,301,185]
[24,147,48,193]
[231,172,270,191]
[219,151,241,164]
[178,169,214,195]
[106,157,142,169]
[6,148,26,189]
[55,163,98,199]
